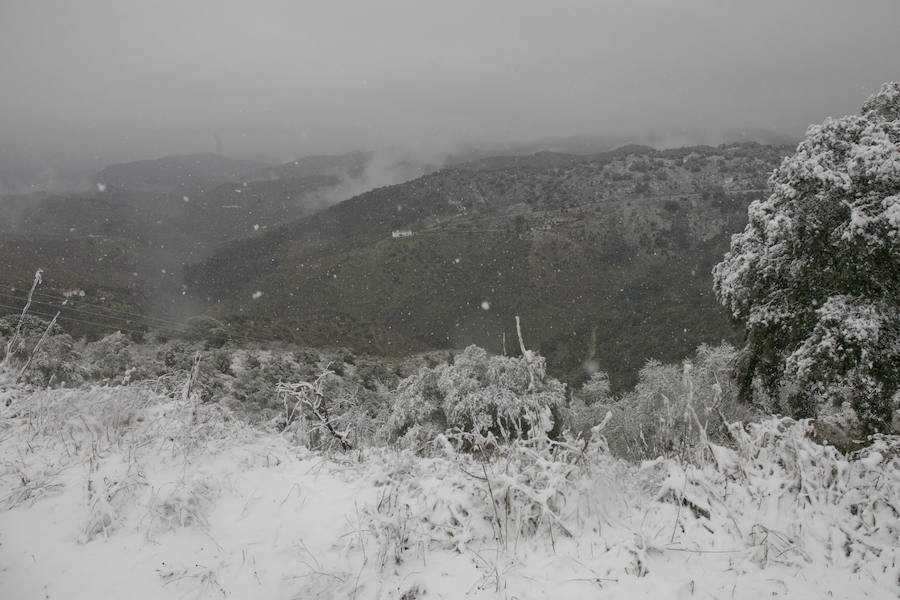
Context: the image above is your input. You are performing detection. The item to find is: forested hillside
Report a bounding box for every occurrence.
[189,143,790,388]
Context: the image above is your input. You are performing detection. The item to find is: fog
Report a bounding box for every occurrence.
[1,0,898,178]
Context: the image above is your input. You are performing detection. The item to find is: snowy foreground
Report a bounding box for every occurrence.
[1,381,897,599]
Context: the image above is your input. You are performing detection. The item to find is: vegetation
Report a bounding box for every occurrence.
[714,83,900,432]
[187,142,788,390]
[1,142,790,390]
[385,345,566,447]
[1,101,895,442]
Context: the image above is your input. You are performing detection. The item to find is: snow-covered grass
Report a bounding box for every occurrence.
[0,379,897,599]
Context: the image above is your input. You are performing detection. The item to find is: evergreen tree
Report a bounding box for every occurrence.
[713,83,900,432]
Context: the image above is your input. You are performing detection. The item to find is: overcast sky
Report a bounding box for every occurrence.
[1,0,898,170]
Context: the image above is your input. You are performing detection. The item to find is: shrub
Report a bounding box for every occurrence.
[0,314,81,386]
[182,316,230,348]
[21,333,82,387]
[355,357,398,391]
[234,352,300,408]
[157,341,200,373]
[596,343,757,461]
[84,332,136,382]
[384,345,566,448]
[562,371,615,438]
[581,371,613,404]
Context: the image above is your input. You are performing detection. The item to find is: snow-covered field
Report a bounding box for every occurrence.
[1,379,897,599]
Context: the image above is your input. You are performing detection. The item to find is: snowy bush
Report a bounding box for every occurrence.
[596,343,756,461]
[276,360,393,450]
[564,370,615,438]
[83,332,138,383]
[0,380,242,548]
[233,352,300,408]
[580,370,613,404]
[24,334,83,387]
[648,417,899,578]
[232,348,347,412]
[714,82,900,432]
[1,366,897,598]
[364,443,571,566]
[277,367,355,450]
[146,478,216,536]
[182,315,230,348]
[354,356,399,391]
[82,453,148,542]
[384,345,566,448]
[144,341,227,401]
[0,314,82,387]
[156,340,201,373]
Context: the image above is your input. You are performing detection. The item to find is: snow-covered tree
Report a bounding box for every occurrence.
[713,82,900,432]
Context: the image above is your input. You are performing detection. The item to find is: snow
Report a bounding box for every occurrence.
[1,381,896,599]
[861,451,883,467]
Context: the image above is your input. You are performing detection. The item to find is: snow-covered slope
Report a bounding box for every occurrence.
[1,381,897,599]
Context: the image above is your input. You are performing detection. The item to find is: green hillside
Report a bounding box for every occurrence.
[188,143,791,389]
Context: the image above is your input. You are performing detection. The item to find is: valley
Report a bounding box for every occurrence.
[1,143,791,389]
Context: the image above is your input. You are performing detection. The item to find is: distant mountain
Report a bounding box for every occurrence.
[453,145,660,172]
[721,127,800,148]
[443,128,798,168]
[0,171,345,332]
[0,171,345,281]
[245,152,371,182]
[94,153,273,193]
[0,149,431,309]
[244,151,437,198]
[175,175,343,242]
[187,142,792,390]
[454,150,585,171]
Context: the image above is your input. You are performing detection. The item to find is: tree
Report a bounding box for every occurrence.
[713,82,900,432]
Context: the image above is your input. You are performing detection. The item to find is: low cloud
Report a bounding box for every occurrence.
[1,1,897,177]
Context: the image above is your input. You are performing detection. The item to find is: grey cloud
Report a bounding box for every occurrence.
[1,0,898,173]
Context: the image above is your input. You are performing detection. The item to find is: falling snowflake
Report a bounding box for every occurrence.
[252,291,263,299]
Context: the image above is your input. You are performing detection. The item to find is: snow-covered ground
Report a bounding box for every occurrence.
[1,380,897,599]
